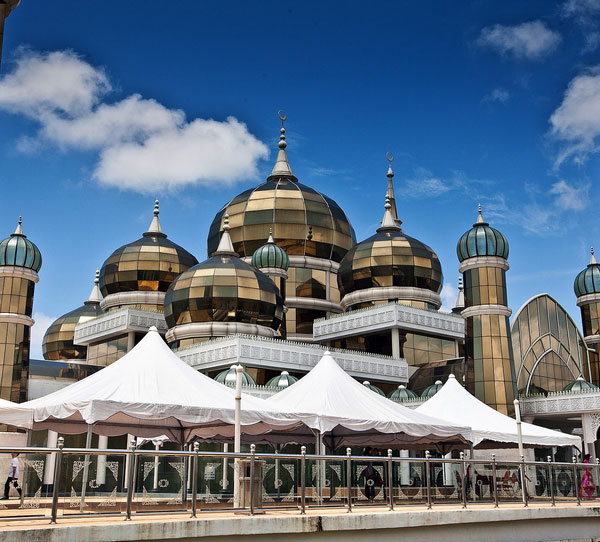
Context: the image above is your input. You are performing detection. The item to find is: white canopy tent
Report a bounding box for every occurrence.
[416,374,581,449]
[264,352,472,451]
[0,327,306,443]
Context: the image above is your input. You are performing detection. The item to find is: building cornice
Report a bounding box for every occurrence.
[0,266,39,283]
[0,313,34,327]
[584,334,600,345]
[166,322,278,343]
[461,304,512,318]
[340,286,442,311]
[576,293,600,306]
[459,256,509,273]
[100,291,165,311]
[285,297,342,313]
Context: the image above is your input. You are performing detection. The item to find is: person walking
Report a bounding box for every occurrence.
[2,453,21,500]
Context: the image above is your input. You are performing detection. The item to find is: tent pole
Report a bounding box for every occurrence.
[514,399,524,457]
[80,424,93,513]
[153,441,161,490]
[222,443,229,493]
[233,364,243,508]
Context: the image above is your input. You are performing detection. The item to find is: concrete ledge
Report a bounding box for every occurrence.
[1,504,599,542]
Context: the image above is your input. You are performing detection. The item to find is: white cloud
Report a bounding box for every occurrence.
[549,180,590,210]
[549,67,600,165]
[400,173,452,198]
[440,283,458,311]
[562,0,600,52]
[0,50,268,192]
[30,312,56,360]
[483,88,511,103]
[477,21,561,60]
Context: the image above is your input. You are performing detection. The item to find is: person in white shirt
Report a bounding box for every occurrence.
[2,453,21,499]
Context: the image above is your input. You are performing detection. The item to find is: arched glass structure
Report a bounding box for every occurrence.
[511,294,591,395]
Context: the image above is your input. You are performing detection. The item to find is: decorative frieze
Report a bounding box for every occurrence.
[520,389,600,416]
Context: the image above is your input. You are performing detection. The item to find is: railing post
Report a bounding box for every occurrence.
[346,447,352,513]
[459,452,467,508]
[387,449,393,511]
[547,456,555,506]
[425,450,432,509]
[49,437,64,525]
[491,454,498,508]
[520,455,528,507]
[125,439,136,521]
[299,446,306,515]
[191,442,199,518]
[573,457,581,506]
[249,444,256,516]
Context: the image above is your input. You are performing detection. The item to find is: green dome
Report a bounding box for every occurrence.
[562,376,599,393]
[214,365,256,387]
[266,371,298,388]
[0,218,42,272]
[251,234,290,272]
[574,249,600,297]
[362,380,385,396]
[457,207,508,263]
[388,384,418,402]
[421,380,444,399]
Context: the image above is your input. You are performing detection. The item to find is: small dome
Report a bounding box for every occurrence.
[457,206,509,263]
[42,270,102,360]
[421,380,444,399]
[214,365,256,387]
[388,384,418,402]
[562,375,599,393]
[0,217,42,272]
[362,380,385,396]
[99,201,198,296]
[251,232,290,272]
[574,247,600,297]
[266,370,298,388]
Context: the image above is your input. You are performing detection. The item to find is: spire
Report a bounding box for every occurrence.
[144,199,165,237]
[214,213,237,256]
[385,152,399,223]
[475,203,488,226]
[13,216,24,236]
[453,276,465,314]
[268,110,297,181]
[378,195,402,232]
[591,246,597,265]
[85,268,102,305]
[267,227,275,244]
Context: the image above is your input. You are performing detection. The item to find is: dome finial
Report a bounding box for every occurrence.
[476,203,486,225]
[267,227,275,244]
[146,198,164,236]
[14,216,23,236]
[215,212,237,255]
[268,110,296,180]
[384,152,400,225]
[86,268,102,304]
[591,246,597,265]
[378,192,402,232]
[386,152,394,179]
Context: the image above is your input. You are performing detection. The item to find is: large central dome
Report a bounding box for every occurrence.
[207,116,355,262]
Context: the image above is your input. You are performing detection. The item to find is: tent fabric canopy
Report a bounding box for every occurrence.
[416,374,581,448]
[265,352,472,450]
[0,327,306,442]
[0,397,33,428]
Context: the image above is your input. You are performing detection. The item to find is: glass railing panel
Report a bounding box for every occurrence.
[430,459,462,505]
[0,451,49,518]
[133,454,188,514]
[393,459,426,505]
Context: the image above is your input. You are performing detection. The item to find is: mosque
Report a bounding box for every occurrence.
[1,113,599,458]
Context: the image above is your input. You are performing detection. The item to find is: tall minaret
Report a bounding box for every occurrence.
[574,247,600,385]
[0,217,42,402]
[457,205,516,415]
[0,1,20,73]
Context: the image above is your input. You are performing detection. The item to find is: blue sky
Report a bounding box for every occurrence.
[1,0,600,357]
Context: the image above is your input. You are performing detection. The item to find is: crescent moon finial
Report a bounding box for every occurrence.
[278,110,287,123]
[386,152,394,164]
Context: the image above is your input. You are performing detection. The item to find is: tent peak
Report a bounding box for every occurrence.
[149,325,158,332]
[448,374,456,380]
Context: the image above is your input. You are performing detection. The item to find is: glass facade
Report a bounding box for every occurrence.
[207,179,356,262]
[511,294,589,395]
[86,335,129,366]
[581,302,600,338]
[338,230,443,299]
[0,276,34,315]
[42,303,102,360]
[403,332,456,366]
[0,322,29,402]
[99,233,198,296]
[463,267,507,307]
[164,255,283,331]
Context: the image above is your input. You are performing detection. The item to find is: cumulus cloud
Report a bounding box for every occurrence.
[30,312,56,360]
[440,283,458,312]
[0,50,268,192]
[482,88,511,103]
[549,180,590,210]
[549,67,600,165]
[477,21,561,60]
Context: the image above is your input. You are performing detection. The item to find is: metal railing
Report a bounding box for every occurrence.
[0,441,597,524]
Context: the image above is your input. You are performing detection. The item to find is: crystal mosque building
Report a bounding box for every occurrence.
[2,114,600,458]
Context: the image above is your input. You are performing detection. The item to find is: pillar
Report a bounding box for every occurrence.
[124,433,134,489]
[96,435,109,488]
[43,430,58,491]
[127,331,135,352]
[391,328,401,359]
[582,413,597,462]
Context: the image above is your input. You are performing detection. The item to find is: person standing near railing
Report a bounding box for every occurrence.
[2,453,22,500]
[579,454,595,501]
